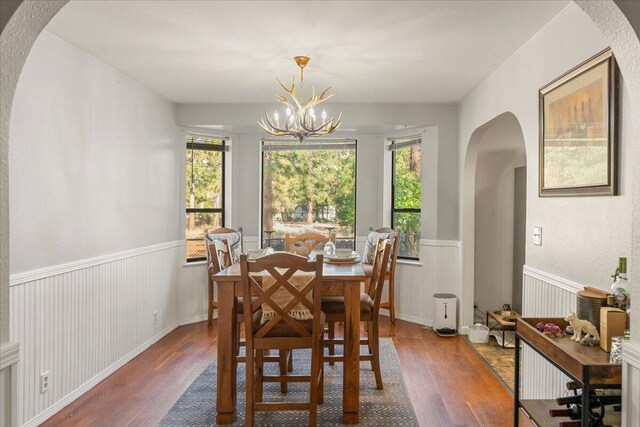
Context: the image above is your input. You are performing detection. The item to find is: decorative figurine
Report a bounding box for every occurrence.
[564,313,600,344]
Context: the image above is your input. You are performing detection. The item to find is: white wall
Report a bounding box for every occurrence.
[473,119,526,314]
[8,30,182,425]
[460,3,633,292]
[10,30,182,274]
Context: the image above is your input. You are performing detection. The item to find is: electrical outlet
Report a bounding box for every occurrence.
[40,371,50,393]
[153,311,158,325]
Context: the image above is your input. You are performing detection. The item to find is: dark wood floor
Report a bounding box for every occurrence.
[43,318,513,426]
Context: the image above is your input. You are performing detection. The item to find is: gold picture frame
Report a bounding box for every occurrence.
[539,48,619,197]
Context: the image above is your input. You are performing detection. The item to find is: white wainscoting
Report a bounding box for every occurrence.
[622,340,640,426]
[521,265,580,399]
[9,241,182,427]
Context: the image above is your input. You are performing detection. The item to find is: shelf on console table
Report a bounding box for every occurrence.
[514,317,622,427]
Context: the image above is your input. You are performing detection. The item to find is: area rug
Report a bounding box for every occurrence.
[467,337,515,392]
[161,338,419,426]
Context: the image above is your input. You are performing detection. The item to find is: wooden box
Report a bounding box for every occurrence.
[600,307,627,352]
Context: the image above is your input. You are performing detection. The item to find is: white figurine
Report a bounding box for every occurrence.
[564,313,600,343]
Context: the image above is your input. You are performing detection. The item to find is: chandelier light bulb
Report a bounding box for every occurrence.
[286,107,292,117]
[310,108,315,118]
[273,111,279,121]
[321,109,327,121]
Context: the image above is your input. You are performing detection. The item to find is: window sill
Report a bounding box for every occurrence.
[396,259,422,267]
[183,260,207,268]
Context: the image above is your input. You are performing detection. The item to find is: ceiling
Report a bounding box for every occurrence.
[46,0,569,104]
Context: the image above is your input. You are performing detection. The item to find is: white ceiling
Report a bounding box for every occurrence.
[46,0,569,104]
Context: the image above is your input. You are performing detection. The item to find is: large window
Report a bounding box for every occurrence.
[261,139,357,251]
[185,135,226,261]
[391,137,422,260]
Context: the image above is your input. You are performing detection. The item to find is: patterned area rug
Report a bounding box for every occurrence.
[467,336,515,391]
[161,338,419,426]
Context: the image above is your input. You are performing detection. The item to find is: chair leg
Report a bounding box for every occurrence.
[328,321,335,365]
[245,346,255,427]
[388,277,396,325]
[287,349,293,373]
[208,282,214,324]
[371,321,383,390]
[279,350,288,393]
[256,350,264,403]
[318,336,324,405]
[367,321,373,355]
[309,341,320,427]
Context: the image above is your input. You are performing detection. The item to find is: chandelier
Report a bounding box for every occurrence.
[259,56,342,143]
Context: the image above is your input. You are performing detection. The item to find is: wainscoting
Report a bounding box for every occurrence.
[521,265,580,399]
[9,241,182,427]
[622,340,640,426]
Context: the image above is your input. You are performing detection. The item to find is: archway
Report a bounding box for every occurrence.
[461,112,526,329]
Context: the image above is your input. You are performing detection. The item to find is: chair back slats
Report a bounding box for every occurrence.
[205,226,244,260]
[284,232,331,254]
[207,239,232,276]
[367,239,392,312]
[240,253,323,341]
[369,226,400,275]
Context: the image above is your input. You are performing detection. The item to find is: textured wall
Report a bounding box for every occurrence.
[9,31,182,273]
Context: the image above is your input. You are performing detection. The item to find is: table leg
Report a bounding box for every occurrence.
[343,281,360,424]
[216,281,238,424]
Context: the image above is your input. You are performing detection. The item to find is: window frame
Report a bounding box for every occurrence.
[259,139,358,251]
[391,140,422,261]
[185,136,226,262]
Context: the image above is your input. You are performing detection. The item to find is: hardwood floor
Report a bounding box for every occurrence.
[43,318,513,426]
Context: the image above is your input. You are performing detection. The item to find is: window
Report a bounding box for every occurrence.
[185,135,226,261]
[261,139,357,251]
[391,137,422,260]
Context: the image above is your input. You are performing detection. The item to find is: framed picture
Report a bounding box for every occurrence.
[539,48,619,196]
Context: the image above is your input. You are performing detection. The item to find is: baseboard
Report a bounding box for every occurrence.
[10,240,183,287]
[522,265,583,294]
[381,311,432,327]
[179,314,214,326]
[24,322,178,427]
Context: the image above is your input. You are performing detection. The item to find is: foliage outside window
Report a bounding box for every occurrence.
[186,136,225,261]
[262,140,356,250]
[392,139,422,260]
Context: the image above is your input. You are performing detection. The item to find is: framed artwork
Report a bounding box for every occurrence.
[539,48,619,196]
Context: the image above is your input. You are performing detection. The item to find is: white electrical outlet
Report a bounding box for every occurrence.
[153,311,158,325]
[40,371,50,393]
[533,226,542,246]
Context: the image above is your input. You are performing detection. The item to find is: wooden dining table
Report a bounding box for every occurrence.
[213,258,366,424]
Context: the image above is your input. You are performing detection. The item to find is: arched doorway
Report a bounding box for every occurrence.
[461,112,526,330]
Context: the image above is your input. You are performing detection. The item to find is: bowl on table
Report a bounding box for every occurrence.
[335,249,355,259]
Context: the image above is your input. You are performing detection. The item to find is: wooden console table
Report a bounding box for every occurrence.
[514,317,622,427]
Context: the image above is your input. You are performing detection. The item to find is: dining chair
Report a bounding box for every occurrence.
[322,238,391,390]
[363,227,400,324]
[204,227,244,323]
[205,226,244,262]
[284,231,331,255]
[206,240,292,372]
[240,252,325,427]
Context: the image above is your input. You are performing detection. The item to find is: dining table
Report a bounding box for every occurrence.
[213,256,366,424]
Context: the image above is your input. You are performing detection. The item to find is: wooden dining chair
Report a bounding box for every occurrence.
[323,238,391,390]
[205,226,244,261]
[240,253,325,427]
[284,231,331,255]
[207,240,292,372]
[363,227,400,324]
